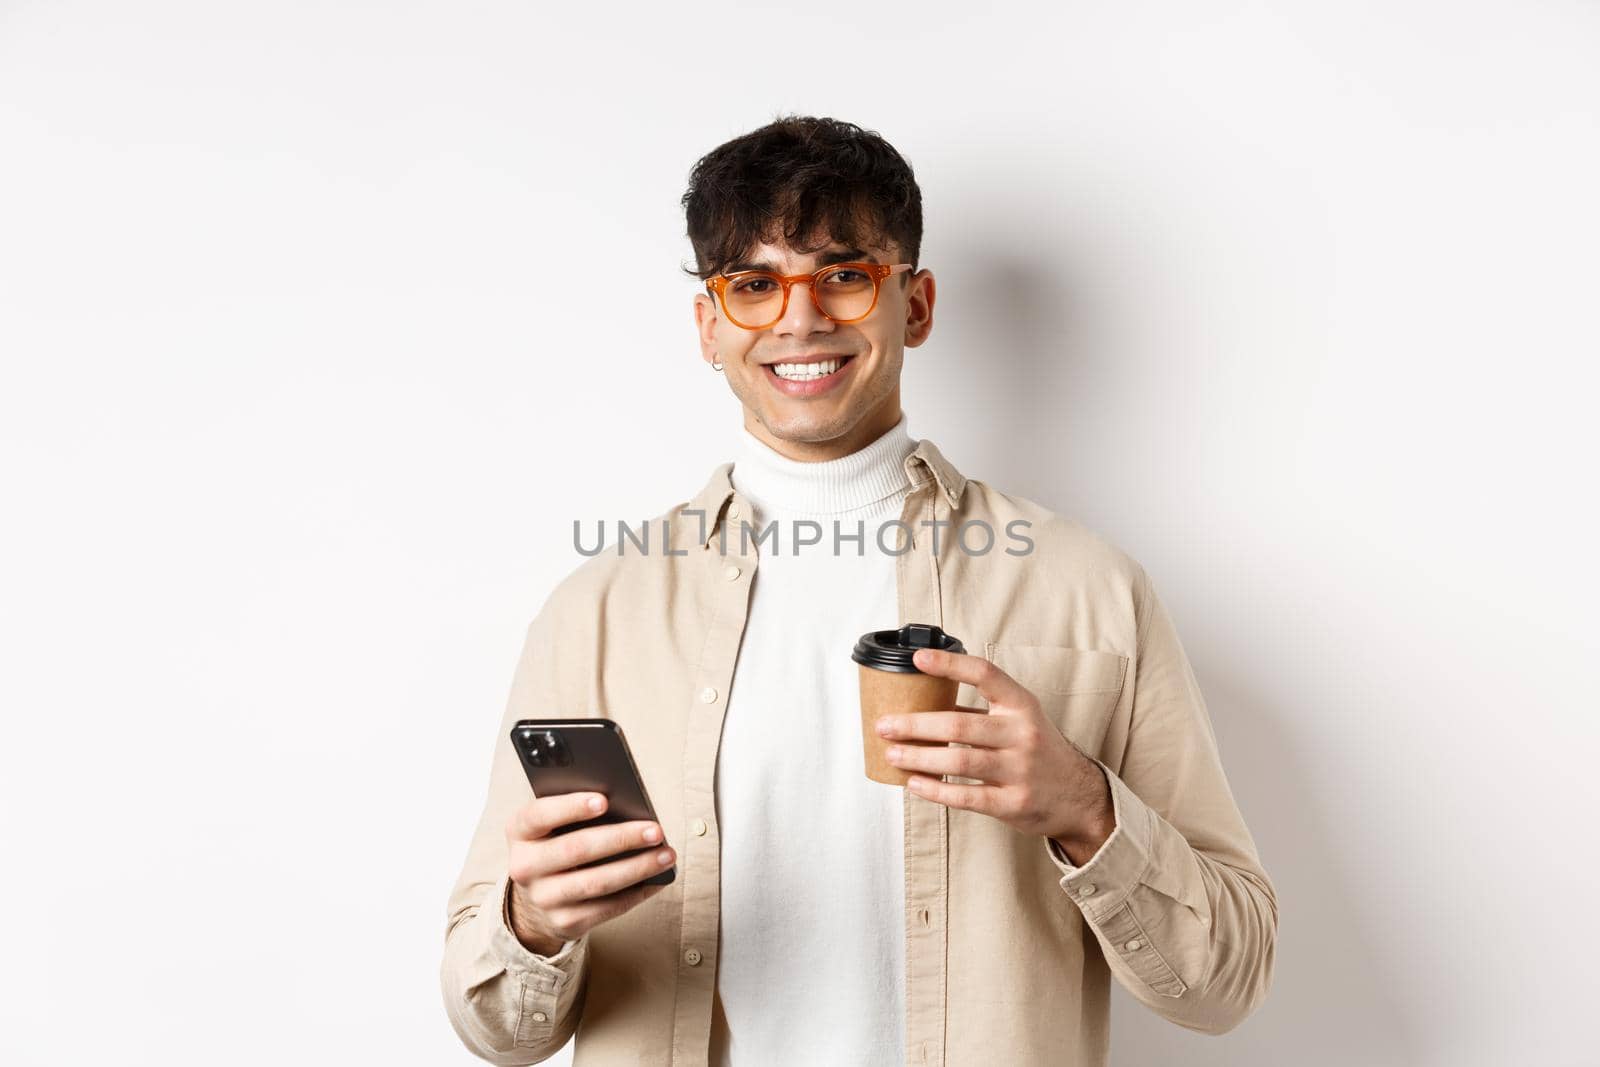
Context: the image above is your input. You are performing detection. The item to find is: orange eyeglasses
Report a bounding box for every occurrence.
[705,261,913,330]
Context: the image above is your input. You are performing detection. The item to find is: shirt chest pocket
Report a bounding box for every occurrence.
[983,642,1128,757]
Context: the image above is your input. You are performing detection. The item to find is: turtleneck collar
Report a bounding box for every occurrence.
[730,413,917,516]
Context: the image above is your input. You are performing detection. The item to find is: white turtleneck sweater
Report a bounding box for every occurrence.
[711,413,918,1067]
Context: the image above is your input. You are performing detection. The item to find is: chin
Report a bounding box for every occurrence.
[760,412,848,444]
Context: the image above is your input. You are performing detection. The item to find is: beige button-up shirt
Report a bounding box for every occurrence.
[441,438,1278,1066]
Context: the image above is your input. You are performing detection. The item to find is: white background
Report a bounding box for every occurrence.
[2,2,1596,1064]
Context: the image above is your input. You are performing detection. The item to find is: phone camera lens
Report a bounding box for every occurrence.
[522,730,572,768]
[540,732,573,768]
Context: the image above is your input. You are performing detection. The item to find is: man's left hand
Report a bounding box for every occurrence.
[877,646,1115,864]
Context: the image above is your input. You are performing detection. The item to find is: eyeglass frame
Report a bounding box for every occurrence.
[704,261,913,330]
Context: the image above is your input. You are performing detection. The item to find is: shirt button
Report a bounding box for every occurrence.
[723,565,741,580]
[727,503,740,519]
[1078,883,1096,897]
[699,687,718,703]
[691,818,707,836]
[1125,939,1143,952]
[685,948,703,966]
[530,1011,548,1023]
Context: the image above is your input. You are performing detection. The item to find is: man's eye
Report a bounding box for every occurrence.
[822,268,868,285]
[733,278,775,294]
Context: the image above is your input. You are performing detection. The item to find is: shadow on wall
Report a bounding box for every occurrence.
[930,241,1127,515]
[1109,663,1419,1065]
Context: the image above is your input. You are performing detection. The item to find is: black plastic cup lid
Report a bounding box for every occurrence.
[851,623,966,674]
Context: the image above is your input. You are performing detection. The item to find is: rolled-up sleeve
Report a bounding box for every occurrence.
[440,872,589,1063]
[441,606,591,1064]
[1042,569,1279,1036]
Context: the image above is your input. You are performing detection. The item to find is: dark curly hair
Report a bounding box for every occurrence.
[680,114,923,287]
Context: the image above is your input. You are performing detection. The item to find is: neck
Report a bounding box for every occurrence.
[741,397,903,462]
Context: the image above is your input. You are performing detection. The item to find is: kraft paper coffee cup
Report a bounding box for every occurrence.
[852,623,967,786]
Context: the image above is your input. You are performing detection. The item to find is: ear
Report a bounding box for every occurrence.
[693,292,721,367]
[903,269,936,348]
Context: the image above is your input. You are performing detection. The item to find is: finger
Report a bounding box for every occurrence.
[877,709,1012,747]
[548,879,669,936]
[904,774,1001,815]
[910,648,1035,710]
[885,741,1005,782]
[527,820,665,879]
[533,845,677,910]
[508,791,607,842]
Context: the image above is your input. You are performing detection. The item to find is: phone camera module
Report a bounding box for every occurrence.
[523,729,572,768]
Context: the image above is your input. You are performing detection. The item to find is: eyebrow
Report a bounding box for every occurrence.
[727,247,879,274]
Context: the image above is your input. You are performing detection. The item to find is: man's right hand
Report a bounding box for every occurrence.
[503,792,675,957]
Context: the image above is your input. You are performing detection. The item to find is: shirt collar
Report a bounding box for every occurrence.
[683,435,967,549]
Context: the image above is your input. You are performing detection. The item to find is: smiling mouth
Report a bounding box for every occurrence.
[764,355,855,382]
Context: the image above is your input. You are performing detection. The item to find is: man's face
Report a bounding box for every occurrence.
[693,236,935,461]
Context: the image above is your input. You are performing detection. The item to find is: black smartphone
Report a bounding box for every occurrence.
[509,718,674,886]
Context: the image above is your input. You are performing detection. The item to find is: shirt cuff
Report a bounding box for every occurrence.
[1043,758,1154,921]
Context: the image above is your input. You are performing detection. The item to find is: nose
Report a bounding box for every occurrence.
[773,277,836,338]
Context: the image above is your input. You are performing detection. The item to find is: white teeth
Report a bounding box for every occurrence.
[772,358,844,381]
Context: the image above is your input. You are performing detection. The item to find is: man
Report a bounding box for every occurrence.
[441,115,1277,1066]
